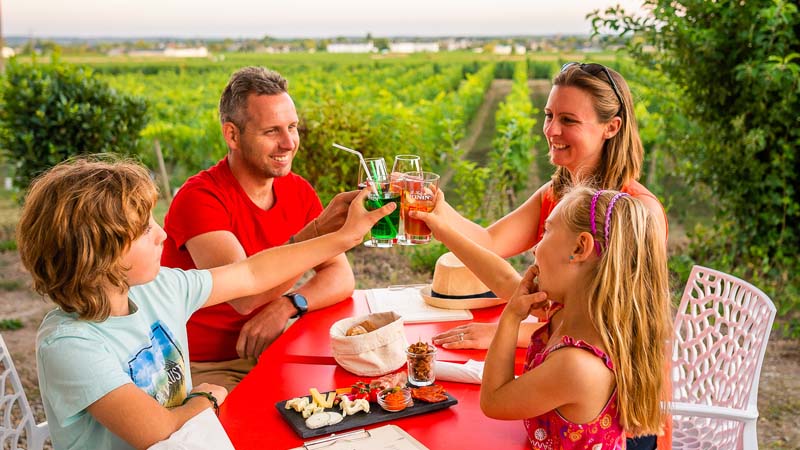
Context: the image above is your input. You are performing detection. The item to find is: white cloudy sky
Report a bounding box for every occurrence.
[4,0,646,39]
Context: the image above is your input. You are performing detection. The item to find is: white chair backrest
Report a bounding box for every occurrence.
[1,333,49,450]
[672,265,776,411]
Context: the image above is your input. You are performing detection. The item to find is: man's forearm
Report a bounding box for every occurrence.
[227,276,300,315]
[292,256,354,312]
[289,219,319,243]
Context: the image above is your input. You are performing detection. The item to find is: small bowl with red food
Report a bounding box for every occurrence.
[377,387,413,412]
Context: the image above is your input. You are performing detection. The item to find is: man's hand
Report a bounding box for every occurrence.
[235,296,294,359]
[314,190,361,236]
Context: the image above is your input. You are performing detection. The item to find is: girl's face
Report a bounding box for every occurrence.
[121,214,167,286]
[532,205,577,301]
[542,85,611,176]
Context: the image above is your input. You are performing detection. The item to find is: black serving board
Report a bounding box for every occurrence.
[276,391,458,439]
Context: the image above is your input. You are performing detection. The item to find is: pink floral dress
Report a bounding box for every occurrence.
[522,326,625,450]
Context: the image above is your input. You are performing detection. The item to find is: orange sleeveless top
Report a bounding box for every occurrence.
[535,181,668,246]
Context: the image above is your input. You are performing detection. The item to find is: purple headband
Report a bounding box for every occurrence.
[589,190,630,256]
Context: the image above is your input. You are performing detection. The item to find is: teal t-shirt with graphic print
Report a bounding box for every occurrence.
[36,267,212,450]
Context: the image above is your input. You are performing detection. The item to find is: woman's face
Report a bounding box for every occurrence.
[542,85,611,176]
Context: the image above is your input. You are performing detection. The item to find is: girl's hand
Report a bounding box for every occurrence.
[503,266,550,322]
[339,186,396,246]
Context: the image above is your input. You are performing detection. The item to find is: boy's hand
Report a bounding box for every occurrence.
[191,383,228,406]
[339,186,395,246]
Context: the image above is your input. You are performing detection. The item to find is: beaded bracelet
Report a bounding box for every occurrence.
[183,391,219,415]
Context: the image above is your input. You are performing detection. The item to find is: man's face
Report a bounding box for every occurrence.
[233,92,300,179]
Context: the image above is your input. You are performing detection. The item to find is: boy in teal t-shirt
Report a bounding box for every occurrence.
[18,157,393,449]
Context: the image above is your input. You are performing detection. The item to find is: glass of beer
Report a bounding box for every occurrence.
[390,155,421,245]
[402,171,439,244]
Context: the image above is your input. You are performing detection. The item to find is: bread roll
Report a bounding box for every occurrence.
[346,325,369,336]
[360,320,377,332]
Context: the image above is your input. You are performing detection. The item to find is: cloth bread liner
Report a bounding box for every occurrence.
[330,311,408,377]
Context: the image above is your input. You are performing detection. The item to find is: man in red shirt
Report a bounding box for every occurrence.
[161,67,357,391]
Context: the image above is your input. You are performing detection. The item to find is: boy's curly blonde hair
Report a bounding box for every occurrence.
[17,156,158,321]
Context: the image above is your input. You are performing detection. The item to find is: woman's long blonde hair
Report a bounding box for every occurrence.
[558,186,671,436]
[551,65,643,199]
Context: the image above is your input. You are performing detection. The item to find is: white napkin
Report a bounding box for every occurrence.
[147,408,235,450]
[435,359,484,384]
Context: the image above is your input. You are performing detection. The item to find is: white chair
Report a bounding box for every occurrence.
[1,333,49,450]
[670,265,776,450]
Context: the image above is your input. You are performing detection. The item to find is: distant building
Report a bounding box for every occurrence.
[163,46,208,58]
[111,46,209,58]
[2,47,15,58]
[493,44,527,55]
[388,42,439,53]
[442,39,472,51]
[327,43,376,53]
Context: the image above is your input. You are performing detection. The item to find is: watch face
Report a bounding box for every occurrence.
[288,293,308,317]
[293,293,308,310]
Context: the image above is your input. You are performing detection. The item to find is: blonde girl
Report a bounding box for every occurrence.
[478,187,671,448]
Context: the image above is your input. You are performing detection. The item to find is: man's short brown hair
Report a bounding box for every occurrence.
[17,155,158,321]
[218,66,288,131]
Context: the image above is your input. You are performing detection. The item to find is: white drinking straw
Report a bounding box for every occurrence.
[332,143,380,195]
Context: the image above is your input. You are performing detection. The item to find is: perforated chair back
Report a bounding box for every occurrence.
[671,265,776,450]
[1,333,49,450]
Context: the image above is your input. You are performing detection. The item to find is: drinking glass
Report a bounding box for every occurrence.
[407,344,437,387]
[358,158,400,248]
[358,157,388,189]
[402,171,440,244]
[390,155,421,245]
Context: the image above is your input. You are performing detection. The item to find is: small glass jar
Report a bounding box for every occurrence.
[406,345,437,387]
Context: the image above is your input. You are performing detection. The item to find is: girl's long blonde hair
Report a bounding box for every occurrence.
[558,186,671,436]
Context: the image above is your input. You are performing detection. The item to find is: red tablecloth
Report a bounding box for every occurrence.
[218,290,530,449]
[269,291,521,365]
[219,361,528,449]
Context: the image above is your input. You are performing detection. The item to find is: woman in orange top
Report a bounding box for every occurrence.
[412,63,670,450]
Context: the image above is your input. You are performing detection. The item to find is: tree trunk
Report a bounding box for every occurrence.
[154,139,173,202]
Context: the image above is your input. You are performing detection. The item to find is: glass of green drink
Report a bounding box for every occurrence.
[358,158,399,248]
[365,187,401,247]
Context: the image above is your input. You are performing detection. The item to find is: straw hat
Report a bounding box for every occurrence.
[420,252,507,310]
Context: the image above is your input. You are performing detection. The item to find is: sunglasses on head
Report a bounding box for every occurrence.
[561,62,625,114]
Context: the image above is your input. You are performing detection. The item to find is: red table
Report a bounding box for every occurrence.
[218,290,530,449]
[219,361,528,449]
[270,291,520,365]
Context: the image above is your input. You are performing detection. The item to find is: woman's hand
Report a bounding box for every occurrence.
[503,266,550,323]
[408,189,449,237]
[339,187,396,247]
[433,322,499,349]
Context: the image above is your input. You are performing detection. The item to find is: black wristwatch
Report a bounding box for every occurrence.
[284,293,308,318]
